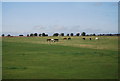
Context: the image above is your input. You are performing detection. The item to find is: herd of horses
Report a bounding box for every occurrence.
[47,37,99,42]
[46,37,71,42]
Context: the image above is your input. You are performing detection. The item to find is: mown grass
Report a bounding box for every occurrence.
[2,36,118,79]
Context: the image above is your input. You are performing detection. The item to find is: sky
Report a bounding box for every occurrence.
[2,2,118,36]
[2,0,120,2]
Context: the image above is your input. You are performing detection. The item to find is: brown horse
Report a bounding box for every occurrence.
[63,38,67,40]
[68,37,71,40]
[47,39,51,42]
[82,38,85,40]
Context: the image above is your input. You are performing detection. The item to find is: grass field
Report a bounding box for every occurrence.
[2,36,119,79]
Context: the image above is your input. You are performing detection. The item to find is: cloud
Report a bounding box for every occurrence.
[32,24,99,34]
[33,25,69,33]
[50,25,83,33]
[51,25,68,32]
[33,25,46,30]
[83,27,102,33]
[31,24,116,35]
[69,25,82,32]
[32,25,49,33]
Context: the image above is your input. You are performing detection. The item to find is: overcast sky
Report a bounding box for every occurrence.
[2,2,118,36]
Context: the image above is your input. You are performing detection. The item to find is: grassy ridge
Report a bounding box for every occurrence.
[2,36,118,79]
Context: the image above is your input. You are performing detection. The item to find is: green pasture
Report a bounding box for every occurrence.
[2,36,118,79]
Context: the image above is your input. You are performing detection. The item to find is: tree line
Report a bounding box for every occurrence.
[1,32,120,37]
[1,32,86,37]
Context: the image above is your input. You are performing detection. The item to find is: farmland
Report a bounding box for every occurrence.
[2,36,119,79]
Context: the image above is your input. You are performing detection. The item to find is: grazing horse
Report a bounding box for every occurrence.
[54,39,59,42]
[68,37,71,40]
[47,39,59,42]
[82,38,85,40]
[47,39,51,42]
[51,39,55,42]
[63,38,67,40]
[89,38,92,40]
[95,37,99,40]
